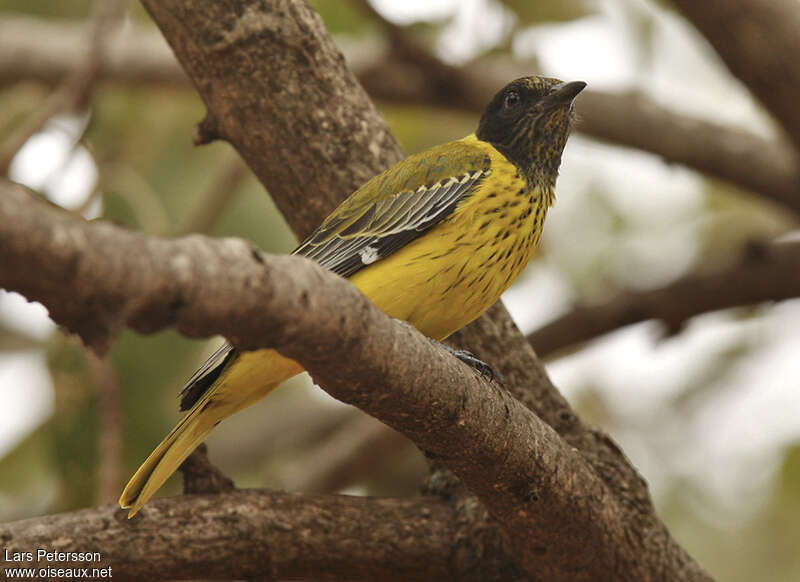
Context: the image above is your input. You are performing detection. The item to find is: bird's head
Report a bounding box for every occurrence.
[477,76,586,191]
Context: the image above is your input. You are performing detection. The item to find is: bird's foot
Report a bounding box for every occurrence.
[433,340,505,384]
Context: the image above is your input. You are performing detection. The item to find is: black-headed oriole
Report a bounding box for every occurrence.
[120,76,586,516]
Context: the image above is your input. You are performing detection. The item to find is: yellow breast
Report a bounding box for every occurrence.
[349,136,552,340]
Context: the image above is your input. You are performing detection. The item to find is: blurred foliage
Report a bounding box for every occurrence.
[498,0,590,24]
[662,447,800,582]
[46,336,98,510]
[0,84,51,137]
[310,0,374,36]
[0,0,90,18]
[0,2,798,581]
[381,104,475,154]
[0,430,58,520]
[701,178,795,262]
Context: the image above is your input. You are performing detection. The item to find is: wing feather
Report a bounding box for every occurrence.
[296,169,488,276]
[178,139,491,406]
[178,341,236,410]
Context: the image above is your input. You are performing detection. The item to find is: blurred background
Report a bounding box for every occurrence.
[1,1,798,580]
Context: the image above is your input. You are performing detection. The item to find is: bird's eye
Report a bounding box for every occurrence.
[503,91,520,110]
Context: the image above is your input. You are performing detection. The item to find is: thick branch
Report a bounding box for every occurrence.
[672,0,800,152]
[0,491,494,582]
[1,15,798,213]
[0,180,711,581]
[140,0,401,239]
[133,1,711,580]
[0,1,714,580]
[528,241,800,357]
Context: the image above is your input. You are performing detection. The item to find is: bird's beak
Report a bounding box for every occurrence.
[543,81,587,108]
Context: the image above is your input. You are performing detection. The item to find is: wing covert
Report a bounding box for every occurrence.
[177,139,490,408]
[295,169,489,277]
[178,341,236,411]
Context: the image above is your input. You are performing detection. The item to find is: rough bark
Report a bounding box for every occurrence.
[138,0,401,240]
[0,0,716,580]
[528,240,800,357]
[0,179,712,581]
[1,492,501,582]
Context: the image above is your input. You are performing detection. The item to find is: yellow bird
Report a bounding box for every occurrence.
[120,76,585,516]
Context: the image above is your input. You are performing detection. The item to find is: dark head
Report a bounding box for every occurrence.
[476,76,585,191]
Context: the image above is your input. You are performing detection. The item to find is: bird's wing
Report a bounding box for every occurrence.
[179,139,490,409]
[294,139,491,277]
[178,340,236,410]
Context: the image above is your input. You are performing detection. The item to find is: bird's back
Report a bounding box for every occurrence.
[349,134,553,340]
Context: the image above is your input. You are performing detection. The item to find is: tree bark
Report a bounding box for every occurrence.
[0,178,712,581]
[0,0,716,580]
[138,0,401,240]
[2,492,508,582]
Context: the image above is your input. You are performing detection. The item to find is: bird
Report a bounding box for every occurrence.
[119,75,586,517]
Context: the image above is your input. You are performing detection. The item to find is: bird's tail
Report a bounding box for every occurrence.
[118,388,222,518]
[119,348,303,518]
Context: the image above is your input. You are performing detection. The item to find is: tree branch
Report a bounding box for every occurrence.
[139,0,402,239]
[574,90,800,215]
[354,14,800,217]
[1,15,798,213]
[671,0,800,153]
[87,351,124,505]
[0,0,715,579]
[137,1,710,579]
[0,177,710,581]
[0,2,122,174]
[280,414,412,493]
[0,14,185,88]
[1,491,504,582]
[528,240,800,358]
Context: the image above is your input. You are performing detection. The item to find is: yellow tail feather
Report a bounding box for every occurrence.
[119,349,303,517]
[118,390,219,517]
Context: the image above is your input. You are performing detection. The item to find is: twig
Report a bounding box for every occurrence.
[528,240,800,358]
[0,16,796,213]
[0,1,123,174]
[575,90,800,216]
[281,414,412,493]
[86,351,124,505]
[207,400,359,474]
[178,160,250,234]
[352,10,800,216]
[0,14,184,89]
[0,71,93,175]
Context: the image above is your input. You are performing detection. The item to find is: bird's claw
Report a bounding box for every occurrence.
[452,349,505,384]
[433,340,504,384]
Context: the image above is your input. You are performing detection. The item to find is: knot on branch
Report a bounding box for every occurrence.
[180,444,235,495]
[195,113,224,145]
